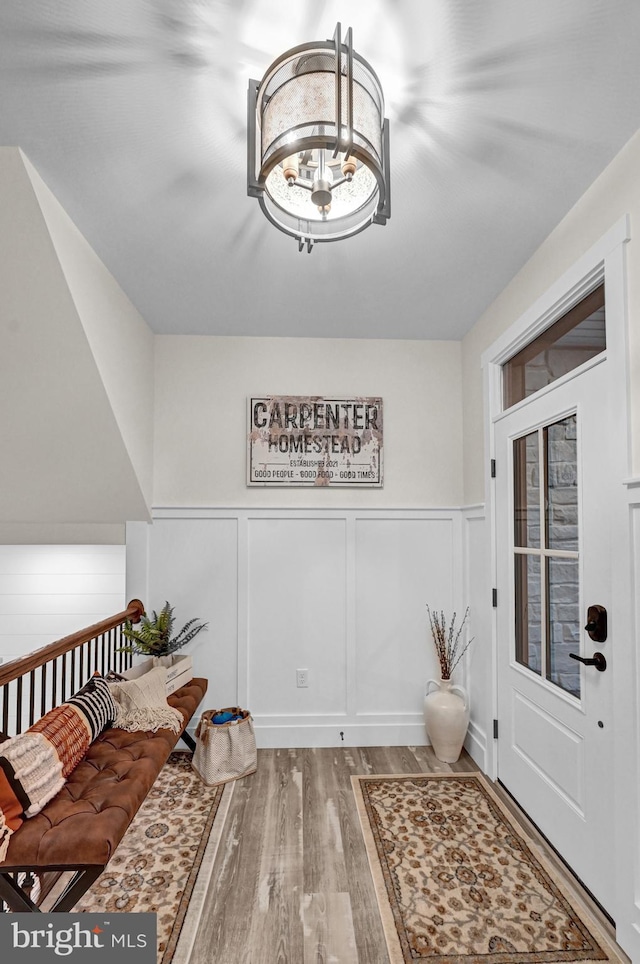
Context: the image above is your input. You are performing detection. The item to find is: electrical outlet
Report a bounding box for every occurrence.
[296,668,309,688]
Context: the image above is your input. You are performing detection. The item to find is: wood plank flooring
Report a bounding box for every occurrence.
[189,746,472,964]
[188,746,625,964]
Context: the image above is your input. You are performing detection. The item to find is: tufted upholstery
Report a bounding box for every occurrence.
[0,677,207,871]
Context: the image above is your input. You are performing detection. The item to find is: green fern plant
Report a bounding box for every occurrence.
[119,601,208,657]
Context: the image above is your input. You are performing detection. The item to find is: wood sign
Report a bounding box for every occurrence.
[247,396,383,487]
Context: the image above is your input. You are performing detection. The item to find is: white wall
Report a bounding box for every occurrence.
[462,507,491,769]
[458,129,640,958]
[127,508,468,748]
[153,336,463,509]
[24,154,155,509]
[462,127,640,504]
[143,334,472,747]
[619,487,640,955]
[0,545,126,662]
[0,523,125,545]
[0,148,152,529]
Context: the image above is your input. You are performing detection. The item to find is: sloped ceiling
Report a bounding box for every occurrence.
[1,1,639,342]
[0,148,151,524]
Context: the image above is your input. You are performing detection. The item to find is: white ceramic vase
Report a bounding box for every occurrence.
[424,677,470,763]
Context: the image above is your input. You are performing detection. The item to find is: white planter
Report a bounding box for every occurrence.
[158,654,193,694]
[424,677,470,763]
[123,654,193,694]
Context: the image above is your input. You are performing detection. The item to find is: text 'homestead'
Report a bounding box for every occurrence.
[247,396,383,487]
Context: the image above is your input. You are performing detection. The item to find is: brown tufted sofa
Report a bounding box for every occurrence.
[0,677,207,913]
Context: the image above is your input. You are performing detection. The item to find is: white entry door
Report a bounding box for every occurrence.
[495,359,615,915]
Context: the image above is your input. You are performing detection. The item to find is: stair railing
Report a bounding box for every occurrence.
[0,598,144,737]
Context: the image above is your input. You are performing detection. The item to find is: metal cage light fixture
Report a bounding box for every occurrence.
[247,23,390,253]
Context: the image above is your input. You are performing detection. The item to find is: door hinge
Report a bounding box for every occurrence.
[493,719,499,739]
[492,588,498,607]
[490,458,496,478]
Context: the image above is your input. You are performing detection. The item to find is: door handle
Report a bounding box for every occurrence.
[569,652,607,672]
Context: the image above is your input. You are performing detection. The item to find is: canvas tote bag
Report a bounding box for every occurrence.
[192,707,257,786]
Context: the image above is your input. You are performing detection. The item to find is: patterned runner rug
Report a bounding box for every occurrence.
[77,751,232,964]
[352,772,624,964]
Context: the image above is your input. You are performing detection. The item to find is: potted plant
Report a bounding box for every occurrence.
[424,606,474,763]
[120,602,208,693]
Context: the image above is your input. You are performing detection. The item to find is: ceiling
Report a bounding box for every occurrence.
[1,0,639,342]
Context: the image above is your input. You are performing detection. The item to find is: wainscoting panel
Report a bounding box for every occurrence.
[0,545,125,660]
[247,517,348,717]
[147,517,239,706]
[141,508,470,747]
[355,517,456,716]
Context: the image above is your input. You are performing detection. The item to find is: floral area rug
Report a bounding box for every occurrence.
[352,772,625,964]
[77,751,232,964]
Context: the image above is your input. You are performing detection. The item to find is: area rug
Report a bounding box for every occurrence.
[352,772,625,964]
[76,751,233,964]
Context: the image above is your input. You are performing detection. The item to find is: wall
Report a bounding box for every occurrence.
[128,507,471,748]
[461,507,491,767]
[153,336,463,509]
[458,128,640,957]
[0,148,153,532]
[0,545,126,662]
[24,154,155,509]
[0,523,125,545]
[137,334,475,749]
[462,127,640,504]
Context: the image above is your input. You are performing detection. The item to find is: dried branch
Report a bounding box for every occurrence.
[427,605,474,679]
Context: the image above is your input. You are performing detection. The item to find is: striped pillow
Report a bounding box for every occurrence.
[66,673,117,742]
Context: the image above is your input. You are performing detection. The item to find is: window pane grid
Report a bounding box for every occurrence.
[513,414,580,698]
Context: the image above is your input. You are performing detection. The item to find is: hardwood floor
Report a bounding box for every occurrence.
[189,745,474,964]
[188,746,626,964]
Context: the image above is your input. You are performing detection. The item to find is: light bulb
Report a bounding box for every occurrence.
[282,154,299,185]
[341,155,357,180]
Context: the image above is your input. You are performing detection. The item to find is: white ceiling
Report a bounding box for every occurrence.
[1,0,639,341]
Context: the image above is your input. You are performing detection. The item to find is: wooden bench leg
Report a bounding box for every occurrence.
[180,730,196,751]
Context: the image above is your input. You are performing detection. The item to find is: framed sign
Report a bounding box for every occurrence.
[247,396,383,487]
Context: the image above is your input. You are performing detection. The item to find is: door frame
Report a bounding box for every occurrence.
[481,216,635,941]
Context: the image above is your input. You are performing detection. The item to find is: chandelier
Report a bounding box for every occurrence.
[247,23,390,253]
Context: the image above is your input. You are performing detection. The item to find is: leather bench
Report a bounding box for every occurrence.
[0,676,207,913]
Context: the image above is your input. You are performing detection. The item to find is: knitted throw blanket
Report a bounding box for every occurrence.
[109,666,183,734]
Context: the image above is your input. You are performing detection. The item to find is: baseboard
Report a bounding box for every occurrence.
[254,721,429,749]
[464,719,487,771]
[187,717,483,758]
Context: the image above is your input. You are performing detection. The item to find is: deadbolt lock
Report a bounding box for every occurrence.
[585,604,607,643]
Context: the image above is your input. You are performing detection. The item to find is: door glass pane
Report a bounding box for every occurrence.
[546,415,578,551]
[503,284,605,408]
[514,432,540,548]
[515,554,541,675]
[547,557,580,698]
[512,414,580,697]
